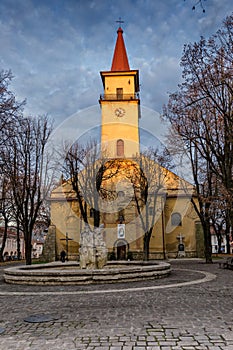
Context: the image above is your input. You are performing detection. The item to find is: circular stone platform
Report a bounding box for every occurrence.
[4,260,171,285]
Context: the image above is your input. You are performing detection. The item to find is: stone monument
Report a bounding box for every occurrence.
[79,224,108,269]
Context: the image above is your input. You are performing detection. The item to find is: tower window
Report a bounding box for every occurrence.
[116,88,123,100]
[117,139,124,157]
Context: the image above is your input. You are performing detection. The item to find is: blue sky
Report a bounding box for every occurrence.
[0,0,232,134]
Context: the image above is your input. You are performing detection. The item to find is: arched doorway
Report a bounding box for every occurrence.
[115,239,128,260]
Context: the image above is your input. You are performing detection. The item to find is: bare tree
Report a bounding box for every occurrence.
[62,140,107,228]
[0,69,25,261]
[163,14,233,260]
[0,177,15,261]
[131,149,170,260]
[2,115,54,265]
[0,69,25,144]
[96,147,170,260]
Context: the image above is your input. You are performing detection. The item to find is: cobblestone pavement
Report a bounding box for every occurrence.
[0,259,233,349]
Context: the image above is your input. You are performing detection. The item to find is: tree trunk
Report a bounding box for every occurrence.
[24,230,32,265]
[94,209,100,228]
[143,228,153,261]
[217,234,222,254]
[225,217,231,254]
[143,235,149,261]
[0,217,8,262]
[16,222,21,260]
[226,233,230,254]
[203,221,212,263]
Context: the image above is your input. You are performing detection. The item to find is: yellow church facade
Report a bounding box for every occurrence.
[45,26,203,262]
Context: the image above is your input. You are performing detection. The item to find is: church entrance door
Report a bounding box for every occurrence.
[117,242,126,260]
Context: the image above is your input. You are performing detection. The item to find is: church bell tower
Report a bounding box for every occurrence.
[99,26,140,159]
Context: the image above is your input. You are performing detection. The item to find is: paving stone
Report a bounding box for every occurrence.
[147,341,160,346]
[0,260,232,349]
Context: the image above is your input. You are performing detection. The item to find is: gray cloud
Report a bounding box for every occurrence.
[0,0,232,131]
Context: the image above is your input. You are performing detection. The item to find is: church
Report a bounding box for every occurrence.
[43,26,204,262]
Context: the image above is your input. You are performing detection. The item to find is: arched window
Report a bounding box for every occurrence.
[118,208,125,223]
[117,139,124,157]
[171,212,182,226]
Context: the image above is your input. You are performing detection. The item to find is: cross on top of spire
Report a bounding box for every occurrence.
[116,17,124,26]
[111,19,130,71]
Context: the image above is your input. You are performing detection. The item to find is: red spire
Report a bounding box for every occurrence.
[111,27,130,71]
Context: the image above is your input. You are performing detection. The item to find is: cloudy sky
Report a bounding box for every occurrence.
[0,0,232,141]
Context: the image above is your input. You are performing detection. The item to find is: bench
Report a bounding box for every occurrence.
[219,257,233,270]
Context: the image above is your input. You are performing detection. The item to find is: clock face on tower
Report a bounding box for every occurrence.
[115,108,125,117]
